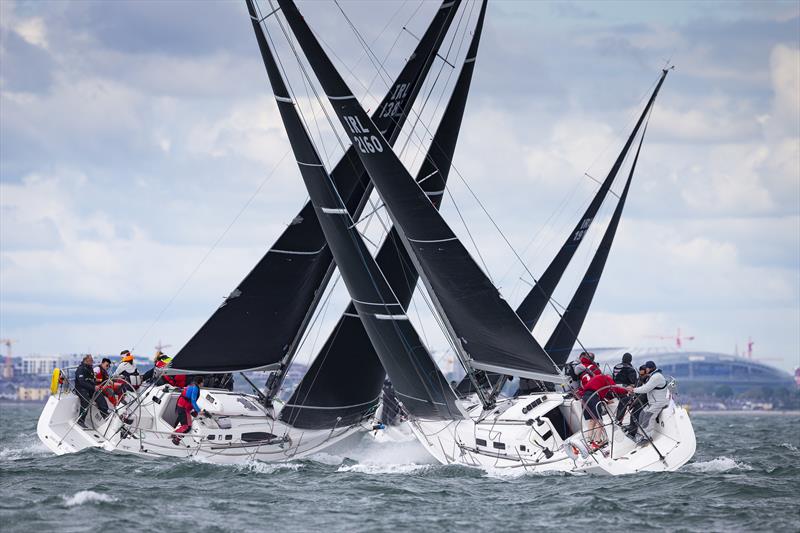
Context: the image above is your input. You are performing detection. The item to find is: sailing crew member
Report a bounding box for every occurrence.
[114,350,143,395]
[579,352,601,377]
[75,355,110,428]
[173,376,205,445]
[577,371,629,447]
[94,357,117,407]
[612,353,638,422]
[627,361,669,444]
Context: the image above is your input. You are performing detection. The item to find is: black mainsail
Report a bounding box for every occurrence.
[255,4,462,419]
[277,0,562,390]
[515,69,669,330]
[282,2,484,428]
[170,0,461,374]
[544,120,650,366]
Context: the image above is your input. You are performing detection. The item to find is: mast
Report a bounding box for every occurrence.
[544,117,652,366]
[282,0,487,428]
[169,0,461,375]
[276,0,562,411]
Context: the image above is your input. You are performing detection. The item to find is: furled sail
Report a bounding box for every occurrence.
[170,0,462,373]
[282,0,485,428]
[249,0,462,420]
[544,119,651,366]
[277,0,562,384]
[515,69,668,330]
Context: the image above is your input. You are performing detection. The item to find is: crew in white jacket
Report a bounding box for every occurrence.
[629,361,669,443]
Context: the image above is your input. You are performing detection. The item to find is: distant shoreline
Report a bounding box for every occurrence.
[690,410,800,416]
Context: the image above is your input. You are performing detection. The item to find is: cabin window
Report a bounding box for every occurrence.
[476,438,487,447]
[493,442,505,450]
[207,435,215,441]
[519,445,527,452]
[225,434,233,441]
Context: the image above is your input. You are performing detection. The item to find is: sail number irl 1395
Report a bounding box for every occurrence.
[343,115,384,154]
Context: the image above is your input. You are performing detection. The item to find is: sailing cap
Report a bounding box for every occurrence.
[644,360,657,370]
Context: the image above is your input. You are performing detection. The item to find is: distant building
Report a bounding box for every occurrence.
[590,347,797,409]
[21,357,60,376]
[17,386,49,401]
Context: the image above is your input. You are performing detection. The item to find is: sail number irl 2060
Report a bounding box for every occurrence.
[343,115,383,154]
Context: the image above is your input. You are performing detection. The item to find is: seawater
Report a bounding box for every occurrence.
[1,404,798,532]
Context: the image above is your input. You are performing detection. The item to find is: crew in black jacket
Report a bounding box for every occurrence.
[74,354,109,428]
[612,352,639,422]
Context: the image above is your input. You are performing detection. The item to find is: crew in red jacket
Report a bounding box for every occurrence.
[579,352,601,377]
[577,372,629,448]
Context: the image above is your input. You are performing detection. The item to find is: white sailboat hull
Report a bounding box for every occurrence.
[37,386,367,463]
[406,392,696,474]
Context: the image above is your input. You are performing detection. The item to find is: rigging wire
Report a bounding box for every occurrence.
[131,148,291,353]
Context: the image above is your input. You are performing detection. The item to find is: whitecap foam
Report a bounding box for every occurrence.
[780,442,798,452]
[684,456,752,473]
[62,490,117,507]
[306,452,346,466]
[0,439,50,461]
[336,462,432,475]
[235,461,303,475]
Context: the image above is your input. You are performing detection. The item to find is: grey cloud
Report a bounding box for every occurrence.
[0,30,55,93]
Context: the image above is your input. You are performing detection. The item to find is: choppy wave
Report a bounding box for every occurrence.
[684,456,753,473]
[336,462,433,475]
[0,434,50,461]
[779,442,798,452]
[62,490,117,507]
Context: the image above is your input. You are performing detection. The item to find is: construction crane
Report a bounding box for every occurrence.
[1,339,17,379]
[155,340,172,356]
[647,328,695,350]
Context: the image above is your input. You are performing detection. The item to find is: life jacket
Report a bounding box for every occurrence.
[177,385,198,410]
[650,369,668,390]
[94,366,109,383]
[579,355,601,377]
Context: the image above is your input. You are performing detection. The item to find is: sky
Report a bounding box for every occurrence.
[0,0,798,373]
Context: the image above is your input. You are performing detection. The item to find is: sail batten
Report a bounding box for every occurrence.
[277,0,562,387]
[169,0,462,375]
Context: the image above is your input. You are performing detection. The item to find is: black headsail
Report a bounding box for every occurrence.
[544,117,652,366]
[282,0,486,429]
[254,7,462,419]
[515,69,668,330]
[170,0,461,374]
[277,0,562,393]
